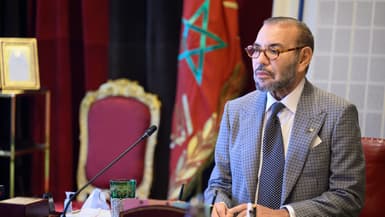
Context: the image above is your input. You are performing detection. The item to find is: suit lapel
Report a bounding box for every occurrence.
[281,82,326,203]
[241,91,266,201]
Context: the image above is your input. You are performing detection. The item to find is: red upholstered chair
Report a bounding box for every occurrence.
[76,79,161,201]
[359,137,385,217]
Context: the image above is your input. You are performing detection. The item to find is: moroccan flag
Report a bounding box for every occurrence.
[168,0,247,199]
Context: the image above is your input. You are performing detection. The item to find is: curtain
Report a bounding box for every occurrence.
[35,0,109,200]
[0,0,109,200]
[0,0,28,36]
[109,0,182,199]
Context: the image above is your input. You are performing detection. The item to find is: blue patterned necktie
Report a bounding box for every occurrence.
[258,102,285,209]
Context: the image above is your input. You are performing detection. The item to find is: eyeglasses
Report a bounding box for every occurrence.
[244,45,305,60]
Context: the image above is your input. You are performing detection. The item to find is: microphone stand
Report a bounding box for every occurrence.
[62,125,157,217]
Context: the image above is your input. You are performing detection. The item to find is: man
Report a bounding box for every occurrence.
[204,17,365,217]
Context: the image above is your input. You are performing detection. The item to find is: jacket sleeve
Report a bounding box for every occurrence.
[204,102,233,207]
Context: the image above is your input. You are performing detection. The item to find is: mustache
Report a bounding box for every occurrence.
[254,65,272,74]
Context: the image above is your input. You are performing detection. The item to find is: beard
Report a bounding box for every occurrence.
[254,61,298,92]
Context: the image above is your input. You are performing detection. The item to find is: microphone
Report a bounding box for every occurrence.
[143,125,157,138]
[62,125,158,216]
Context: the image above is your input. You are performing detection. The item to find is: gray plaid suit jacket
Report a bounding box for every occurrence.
[204,80,365,217]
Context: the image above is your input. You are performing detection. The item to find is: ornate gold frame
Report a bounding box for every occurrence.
[0,38,40,90]
[77,79,161,200]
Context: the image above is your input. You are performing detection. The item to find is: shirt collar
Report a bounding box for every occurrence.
[265,78,305,114]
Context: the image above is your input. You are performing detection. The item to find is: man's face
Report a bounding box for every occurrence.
[252,23,305,99]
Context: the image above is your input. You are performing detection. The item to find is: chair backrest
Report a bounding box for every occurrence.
[359,137,385,217]
[76,79,161,201]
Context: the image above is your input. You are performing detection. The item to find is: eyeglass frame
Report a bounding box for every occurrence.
[244,44,306,60]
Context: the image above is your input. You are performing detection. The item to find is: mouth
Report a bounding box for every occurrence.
[255,70,272,80]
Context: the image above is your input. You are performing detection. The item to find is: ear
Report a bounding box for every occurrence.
[298,47,313,73]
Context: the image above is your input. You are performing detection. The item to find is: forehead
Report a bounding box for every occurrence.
[255,23,299,47]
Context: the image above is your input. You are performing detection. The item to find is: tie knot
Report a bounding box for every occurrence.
[270,102,285,117]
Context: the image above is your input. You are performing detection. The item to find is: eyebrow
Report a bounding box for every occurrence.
[253,43,284,48]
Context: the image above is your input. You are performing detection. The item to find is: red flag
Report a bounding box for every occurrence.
[168,0,247,198]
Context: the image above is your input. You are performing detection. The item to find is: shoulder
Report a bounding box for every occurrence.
[220,90,266,122]
[302,81,358,115]
[227,90,264,108]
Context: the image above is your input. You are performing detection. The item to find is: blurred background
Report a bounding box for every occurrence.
[0,0,384,205]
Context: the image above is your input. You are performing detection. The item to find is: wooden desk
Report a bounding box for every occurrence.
[120,198,187,217]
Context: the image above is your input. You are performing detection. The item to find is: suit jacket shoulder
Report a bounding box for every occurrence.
[300,81,355,115]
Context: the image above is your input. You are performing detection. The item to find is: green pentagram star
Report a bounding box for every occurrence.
[178,0,227,85]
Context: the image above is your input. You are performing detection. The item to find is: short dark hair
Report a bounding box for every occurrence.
[263,17,314,52]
